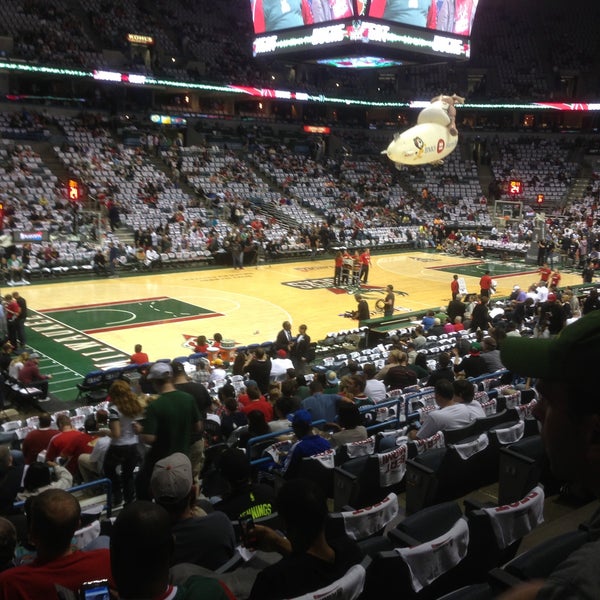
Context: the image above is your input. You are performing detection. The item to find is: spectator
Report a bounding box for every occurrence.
[21,413,55,464]
[0,518,16,572]
[220,395,248,441]
[150,453,236,570]
[480,336,505,372]
[243,348,272,394]
[135,362,202,501]
[103,380,144,506]
[18,353,51,400]
[339,374,374,408]
[77,411,112,485]
[363,363,387,403]
[0,446,24,515]
[329,402,368,448]
[408,380,471,440]
[130,344,149,365]
[453,342,489,378]
[213,448,276,520]
[270,349,294,382]
[248,478,362,600]
[383,350,418,391]
[279,409,331,478]
[427,352,455,387]
[301,379,343,425]
[111,501,234,600]
[240,386,273,422]
[172,360,211,480]
[498,310,600,599]
[17,461,73,499]
[0,489,112,597]
[453,379,485,420]
[45,414,91,475]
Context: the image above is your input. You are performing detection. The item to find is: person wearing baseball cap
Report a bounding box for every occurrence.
[279,409,331,479]
[134,363,202,501]
[499,310,600,599]
[270,348,294,382]
[150,453,236,571]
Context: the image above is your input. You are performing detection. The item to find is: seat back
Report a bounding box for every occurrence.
[298,452,336,499]
[504,529,590,582]
[336,436,376,465]
[406,433,491,514]
[443,421,480,445]
[473,409,519,435]
[326,493,399,541]
[288,558,369,600]
[497,434,556,505]
[365,516,470,598]
[333,454,382,510]
[466,486,545,573]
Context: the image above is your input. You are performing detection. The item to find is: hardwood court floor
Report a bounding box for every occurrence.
[21,250,581,401]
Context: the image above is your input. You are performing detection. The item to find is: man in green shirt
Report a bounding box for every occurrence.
[135,362,202,500]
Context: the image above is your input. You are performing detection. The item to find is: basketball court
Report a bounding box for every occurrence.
[19,250,580,403]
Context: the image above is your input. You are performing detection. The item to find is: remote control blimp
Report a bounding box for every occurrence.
[383,95,464,167]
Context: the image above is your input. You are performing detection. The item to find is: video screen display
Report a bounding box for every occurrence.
[251,0,354,34]
[368,0,479,37]
[250,0,479,37]
[250,0,476,65]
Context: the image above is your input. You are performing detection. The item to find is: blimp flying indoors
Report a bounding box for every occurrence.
[382,96,463,167]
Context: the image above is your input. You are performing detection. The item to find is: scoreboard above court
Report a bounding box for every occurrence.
[250,0,475,66]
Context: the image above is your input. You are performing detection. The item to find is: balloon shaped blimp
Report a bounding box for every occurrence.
[382,97,463,166]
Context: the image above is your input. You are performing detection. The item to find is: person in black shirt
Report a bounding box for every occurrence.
[248,479,363,600]
[214,448,275,521]
[353,293,370,321]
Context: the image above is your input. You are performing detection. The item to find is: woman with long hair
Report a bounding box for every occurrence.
[103,379,144,505]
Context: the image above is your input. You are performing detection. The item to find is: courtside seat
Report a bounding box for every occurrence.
[76,370,106,403]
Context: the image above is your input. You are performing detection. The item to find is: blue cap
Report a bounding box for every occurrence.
[289,409,312,426]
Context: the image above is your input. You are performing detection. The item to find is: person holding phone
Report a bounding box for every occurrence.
[248,479,362,600]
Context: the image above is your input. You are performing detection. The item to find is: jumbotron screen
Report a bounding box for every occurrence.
[250,0,476,64]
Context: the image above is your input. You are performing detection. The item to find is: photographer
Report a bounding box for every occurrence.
[352,293,370,321]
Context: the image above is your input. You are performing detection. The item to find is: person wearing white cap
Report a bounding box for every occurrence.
[134,362,202,501]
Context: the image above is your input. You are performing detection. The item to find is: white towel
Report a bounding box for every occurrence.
[397,517,470,592]
[480,398,497,416]
[340,493,399,540]
[346,436,376,459]
[452,433,489,460]
[287,562,367,600]
[481,485,545,549]
[515,399,538,420]
[413,431,445,454]
[377,445,408,486]
[493,420,524,445]
[308,448,336,468]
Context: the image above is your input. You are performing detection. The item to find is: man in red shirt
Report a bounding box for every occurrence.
[479,270,492,297]
[539,262,552,284]
[130,343,149,365]
[18,352,52,398]
[450,274,460,300]
[550,268,562,288]
[22,413,56,464]
[0,489,112,598]
[46,414,92,475]
[358,249,371,284]
[4,293,20,349]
